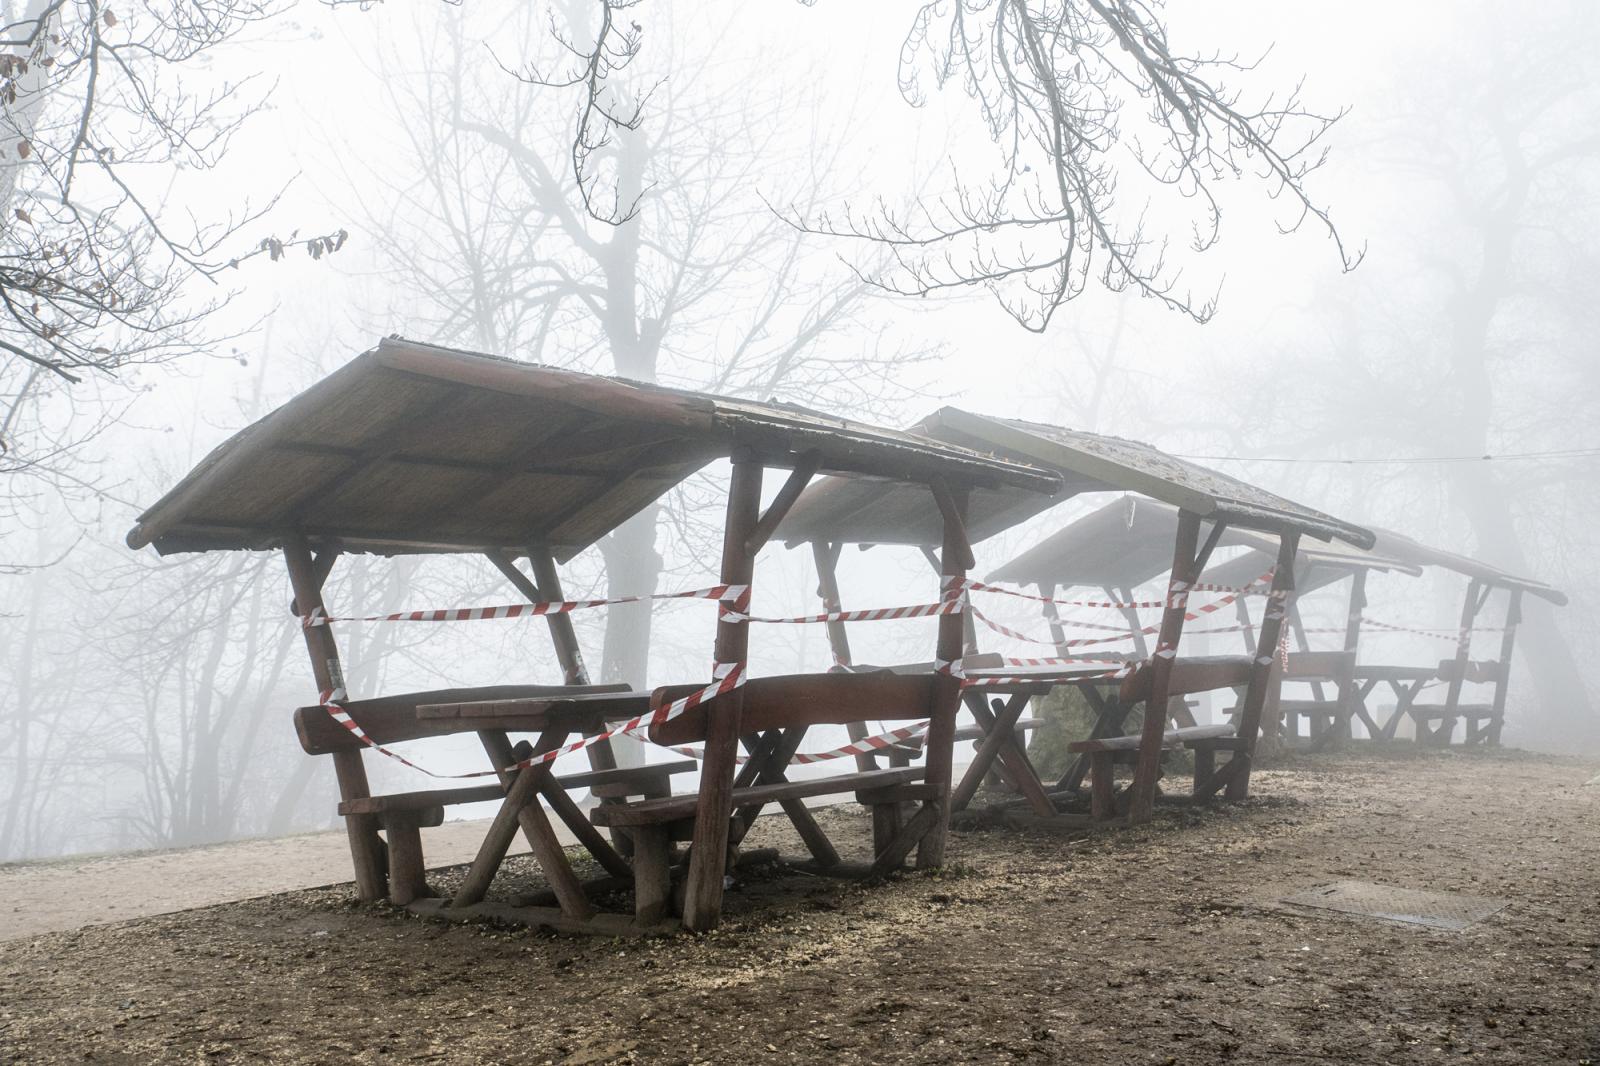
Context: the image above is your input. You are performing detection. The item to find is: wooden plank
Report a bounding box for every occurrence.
[1118,656,1254,704]
[647,672,938,746]
[680,455,763,932]
[294,683,629,753]
[593,767,924,828]
[1488,589,1521,746]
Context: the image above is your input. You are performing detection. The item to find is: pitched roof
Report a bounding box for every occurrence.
[779,407,1375,549]
[126,338,1058,559]
[985,496,1415,590]
[1364,526,1567,605]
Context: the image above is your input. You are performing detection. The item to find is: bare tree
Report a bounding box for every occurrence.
[0,0,351,558]
[523,0,1361,331]
[347,4,938,695]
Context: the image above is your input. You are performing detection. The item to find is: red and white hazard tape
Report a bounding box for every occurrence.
[321,662,747,779]
[723,598,965,625]
[952,574,1278,611]
[304,584,751,628]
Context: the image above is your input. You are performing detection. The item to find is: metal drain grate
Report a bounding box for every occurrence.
[1275,880,1506,931]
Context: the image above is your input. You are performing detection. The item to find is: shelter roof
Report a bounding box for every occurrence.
[126,339,1058,560]
[985,497,1414,590]
[1363,526,1567,605]
[778,407,1375,549]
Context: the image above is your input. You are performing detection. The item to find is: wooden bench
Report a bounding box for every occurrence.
[1406,659,1504,746]
[292,685,696,905]
[1275,650,1358,747]
[594,671,948,925]
[1067,724,1236,820]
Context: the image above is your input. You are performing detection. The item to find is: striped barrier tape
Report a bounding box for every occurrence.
[305,584,751,628]
[321,661,747,779]
[722,598,965,625]
[952,574,1279,611]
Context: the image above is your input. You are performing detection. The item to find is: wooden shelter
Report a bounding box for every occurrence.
[126,338,1058,933]
[1356,527,1566,745]
[996,497,1422,747]
[779,408,1375,824]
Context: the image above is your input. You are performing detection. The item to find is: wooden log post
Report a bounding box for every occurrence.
[1340,568,1368,737]
[1226,530,1300,802]
[680,454,763,932]
[282,533,387,902]
[1488,589,1522,745]
[917,481,971,868]
[1441,578,1486,731]
[1126,511,1202,825]
[812,539,878,771]
[489,548,635,854]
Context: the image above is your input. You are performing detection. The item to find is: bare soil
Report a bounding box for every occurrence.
[3,748,1598,1065]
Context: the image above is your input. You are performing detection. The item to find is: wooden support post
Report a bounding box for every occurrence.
[744,453,820,555]
[680,454,763,932]
[384,814,429,906]
[631,827,673,926]
[916,481,969,868]
[1226,531,1299,802]
[1442,578,1484,730]
[282,534,387,902]
[1489,589,1522,746]
[1114,586,1151,659]
[812,540,877,771]
[1040,584,1070,656]
[501,548,634,851]
[1127,511,1202,825]
[1340,568,1368,737]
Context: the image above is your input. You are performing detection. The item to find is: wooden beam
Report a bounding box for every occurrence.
[1488,588,1522,745]
[287,545,341,618]
[929,479,977,572]
[680,454,764,932]
[1127,510,1202,825]
[1192,519,1229,576]
[282,533,386,902]
[744,452,821,555]
[917,483,969,868]
[1226,530,1299,801]
[810,540,875,769]
[1442,578,1484,721]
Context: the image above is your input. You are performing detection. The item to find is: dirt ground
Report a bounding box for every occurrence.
[2,747,1598,1065]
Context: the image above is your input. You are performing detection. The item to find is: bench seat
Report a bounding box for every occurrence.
[1408,703,1496,719]
[591,768,924,828]
[337,760,699,816]
[1067,723,1233,754]
[953,717,1043,744]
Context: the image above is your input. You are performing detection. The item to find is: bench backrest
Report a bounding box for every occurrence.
[1284,650,1356,681]
[293,683,633,755]
[1434,657,1503,684]
[1118,656,1253,706]
[646,671,937,747]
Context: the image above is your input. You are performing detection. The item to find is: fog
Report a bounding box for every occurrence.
[2,0,1596,862]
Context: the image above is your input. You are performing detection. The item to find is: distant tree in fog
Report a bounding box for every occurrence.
[525,0,1361,332]
[348,5,939,696]
[0,0,345,553]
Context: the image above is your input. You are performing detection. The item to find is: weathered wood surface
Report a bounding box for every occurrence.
[1067,723,1234,754]
[293,684,630,754]
[591,767,925,828]
[647,672,938,746]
